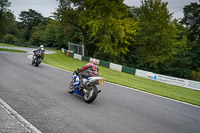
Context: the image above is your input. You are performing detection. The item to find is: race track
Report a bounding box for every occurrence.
[0,52,200,133]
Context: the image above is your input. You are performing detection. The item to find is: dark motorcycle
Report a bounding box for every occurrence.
[68,71,104,103]
[32,50,43,67]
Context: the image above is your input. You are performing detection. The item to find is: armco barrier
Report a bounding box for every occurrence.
[64,50,67,55]
[110,63,122,72]
[74,53,82,60]
[82,56,90,62]
[135,69,148,78]
[61,48,200,91]
[135,69,200,91]
[99,60,110,68]
[69,52,74,57]
[61,48,65,54]
[122,66,136,75]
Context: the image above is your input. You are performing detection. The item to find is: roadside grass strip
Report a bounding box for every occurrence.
[0,48,27,53]
[0,43,23,47]
[43,50,200,106]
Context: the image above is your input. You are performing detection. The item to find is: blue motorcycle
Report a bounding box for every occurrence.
[68,72,104,103]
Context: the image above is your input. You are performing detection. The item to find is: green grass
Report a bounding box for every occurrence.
[0,48,27,53]
[43,50,200,106]
[0,43,23,47]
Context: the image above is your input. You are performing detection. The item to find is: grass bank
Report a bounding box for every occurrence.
[0,43,23,47]
[0,48,27,53]
[43,50,200,106]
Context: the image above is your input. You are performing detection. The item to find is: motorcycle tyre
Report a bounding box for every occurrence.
[32,60,34,65]
[84,85,98,103]
[68,81,74,94]
[35,58,40,67]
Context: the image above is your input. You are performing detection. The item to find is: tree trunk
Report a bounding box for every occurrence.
[82,27,88,56]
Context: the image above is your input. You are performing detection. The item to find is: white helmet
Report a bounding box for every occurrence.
[40,45,44,50]
[90,58,97,64]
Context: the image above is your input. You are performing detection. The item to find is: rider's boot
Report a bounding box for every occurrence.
[76,80,84,91]
[79,83,84,91]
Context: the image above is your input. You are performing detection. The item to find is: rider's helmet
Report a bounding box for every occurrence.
[90,58,97,65]
[40,45,44,50]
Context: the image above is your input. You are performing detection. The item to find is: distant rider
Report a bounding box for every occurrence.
[33,45,45,60]
[75,58,99,91]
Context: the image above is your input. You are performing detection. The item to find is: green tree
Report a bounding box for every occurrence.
[41,20,68,47]
[135,0,186,72]
[18,9,44,41]
[0,0,11,39]
[86,1,138,61]
[56,0,88,50]
[56,0,138,60]
[28,23,46,46]
[4,12,18,36]
[180,2,200,72]
[181,2,200,40]
[3,33,18,43]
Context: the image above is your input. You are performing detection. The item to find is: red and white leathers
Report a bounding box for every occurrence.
[77,62,99,76]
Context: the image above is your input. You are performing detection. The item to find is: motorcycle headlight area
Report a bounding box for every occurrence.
[99,78,104,85]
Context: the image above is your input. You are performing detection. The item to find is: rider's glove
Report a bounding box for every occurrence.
[73,70,79,75]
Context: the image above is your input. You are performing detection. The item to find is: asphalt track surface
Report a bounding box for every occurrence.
[0,51,200,133]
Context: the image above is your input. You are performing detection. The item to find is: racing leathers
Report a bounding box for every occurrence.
[76,63,99,90]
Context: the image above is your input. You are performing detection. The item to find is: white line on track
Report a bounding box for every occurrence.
[0,98,41,133]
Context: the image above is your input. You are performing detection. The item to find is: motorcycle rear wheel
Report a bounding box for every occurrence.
[84,85,98,103]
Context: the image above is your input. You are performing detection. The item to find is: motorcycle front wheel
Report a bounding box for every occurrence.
[84,85,98,103]
[68,81,74,94]
[35,58,41,67]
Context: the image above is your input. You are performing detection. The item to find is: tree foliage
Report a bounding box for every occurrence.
[135,0,187,71]
[181,2,200,40]
[3,0,200,81]
[19,9,44,28]
[18,9,45,41]
[180,2,200,72]
[56,0,139,59]
[3,33,18,43]
[0,0,11,39]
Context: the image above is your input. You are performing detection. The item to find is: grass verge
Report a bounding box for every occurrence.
[0,43,23,47]
[43,50,200,106]
[0,48,27,53]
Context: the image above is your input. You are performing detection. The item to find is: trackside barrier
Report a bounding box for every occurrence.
[99,60,110,68]
[69,52,74,57]
[135,69,200,91]
[74,53,82,60]
[110,63,122,72]
[64,50,67,55]
[135,69,148,78]
[122,66,136,75]
[61,48,200,91]
[82,56,90,62]
[61,48,65,54]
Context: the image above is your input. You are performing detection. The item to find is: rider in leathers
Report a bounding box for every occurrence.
[76,58,99,91]
[33,45,45,60]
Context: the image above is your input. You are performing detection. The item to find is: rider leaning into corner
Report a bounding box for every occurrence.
[33,45,45,60]
[75,58,99,91]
